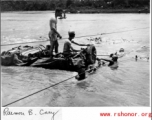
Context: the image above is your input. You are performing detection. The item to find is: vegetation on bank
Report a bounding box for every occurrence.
[1,0,150,13]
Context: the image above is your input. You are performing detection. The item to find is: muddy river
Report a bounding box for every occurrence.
[1,11,150,107]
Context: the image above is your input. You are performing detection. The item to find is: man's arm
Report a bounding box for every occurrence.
[51,28,62,38]
[69,44,80,52]
[71,41,89,46]
[100,58,113,63]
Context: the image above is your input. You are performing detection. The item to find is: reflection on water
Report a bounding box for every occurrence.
[1,12,150,107]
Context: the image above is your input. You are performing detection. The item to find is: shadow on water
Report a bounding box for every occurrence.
[2,67,18,75]
[76,81,90,89]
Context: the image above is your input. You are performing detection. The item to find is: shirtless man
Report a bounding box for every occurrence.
[49,18,62,59]
[63,30,90,80]
[63,30,90,57]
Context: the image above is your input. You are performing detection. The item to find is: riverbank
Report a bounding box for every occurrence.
[1,8,149,14]
[67,8,150,14]
[1,0,150,14]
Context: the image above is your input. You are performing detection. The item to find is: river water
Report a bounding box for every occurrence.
[1,11,150,107]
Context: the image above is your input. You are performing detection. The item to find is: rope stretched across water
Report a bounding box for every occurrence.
[2,27,149,106]
[2,66,99,107]
[2,55,148,107]
[2,75,75,107]
[1,27,149,46]
[1,34,101,46]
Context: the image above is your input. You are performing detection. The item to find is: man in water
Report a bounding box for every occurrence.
[63,30,90,80]
[49,18,62,59]
[135,55,138,61]
[100,54,118,69]
[63,30,90,57]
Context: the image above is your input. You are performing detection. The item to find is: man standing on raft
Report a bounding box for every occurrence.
[49,18,62,59]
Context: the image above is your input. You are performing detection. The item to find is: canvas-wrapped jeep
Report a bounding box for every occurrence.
[1,44,99,80]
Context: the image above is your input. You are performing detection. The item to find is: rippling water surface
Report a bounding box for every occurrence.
[1,11,150,107]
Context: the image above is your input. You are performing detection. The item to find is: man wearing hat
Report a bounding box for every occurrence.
[63,30,90,57]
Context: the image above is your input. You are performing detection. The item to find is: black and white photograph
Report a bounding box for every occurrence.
[1,0,151,119]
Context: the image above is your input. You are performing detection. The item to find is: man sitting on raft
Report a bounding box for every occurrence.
[63,30,90,57]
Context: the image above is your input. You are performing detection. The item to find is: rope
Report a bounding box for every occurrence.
[97,55,109,56]
[1,27,150,106]
[2,55,149,106]
[98,55,149,64]
[1,34,101,46]
[1,27,149,46]
[1,39,49,46]
[2,50,94,107]
[2,75,75,107]
[100,27,149,35]
[2,65,99,107]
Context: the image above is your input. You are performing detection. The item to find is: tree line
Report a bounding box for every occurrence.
[1,0,150,11]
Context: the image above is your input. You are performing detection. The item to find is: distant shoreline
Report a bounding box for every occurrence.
[67,8,150,14]
[1,0,150,14]
[1,8,149,14]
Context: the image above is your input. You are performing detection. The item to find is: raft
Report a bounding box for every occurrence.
[1,44,100,80]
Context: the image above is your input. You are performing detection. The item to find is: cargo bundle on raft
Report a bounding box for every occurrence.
[1,44,101,80]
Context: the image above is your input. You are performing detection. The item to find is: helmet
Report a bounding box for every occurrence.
[68,30,75,38]
[119,48,124,52]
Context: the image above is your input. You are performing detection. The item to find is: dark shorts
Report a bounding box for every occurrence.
[50,40,59,55]
[63,52,77,58]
